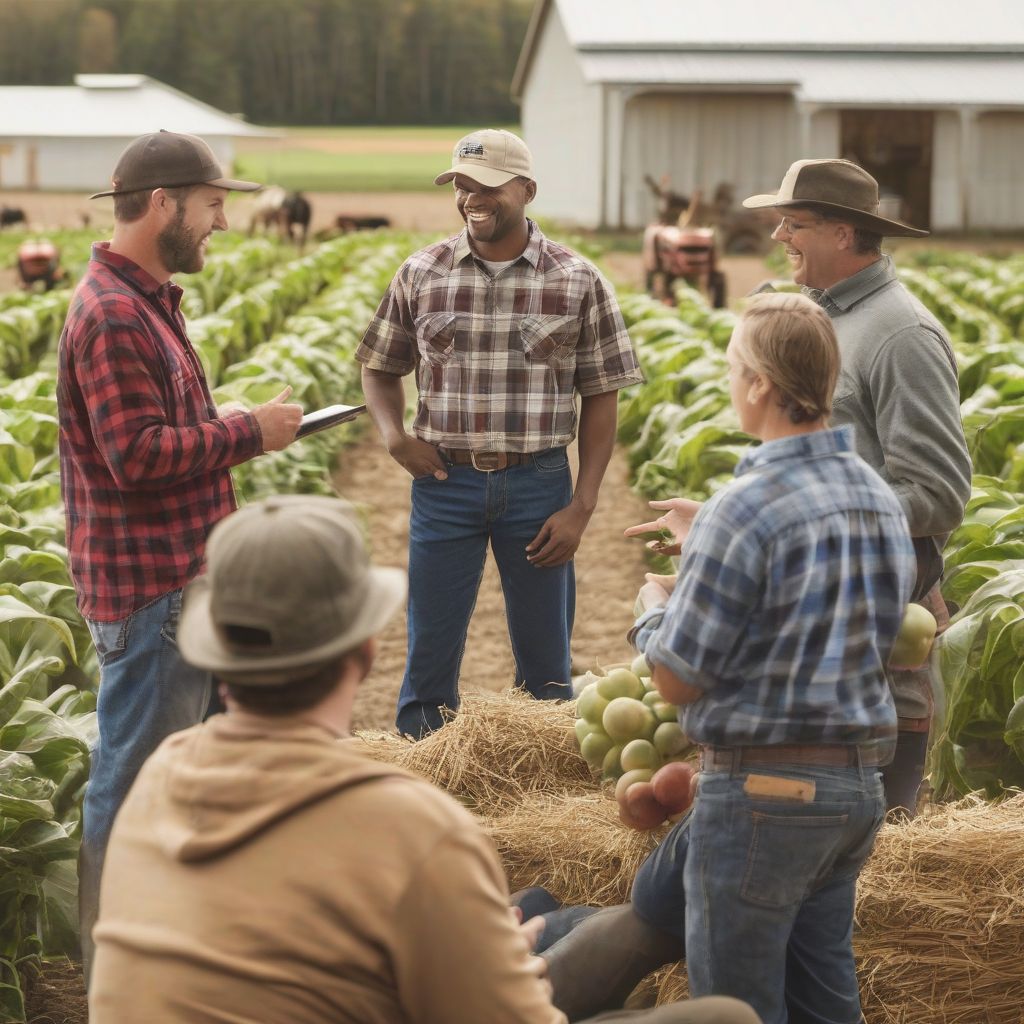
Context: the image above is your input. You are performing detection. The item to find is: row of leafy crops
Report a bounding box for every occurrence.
[617,258,1024,801]
[0,229,417,1020]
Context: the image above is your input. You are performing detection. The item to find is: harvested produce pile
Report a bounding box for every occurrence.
[358,695,1024,1022]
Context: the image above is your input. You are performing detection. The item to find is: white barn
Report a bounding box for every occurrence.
[0,74,270,192]
[512,0,1024,231]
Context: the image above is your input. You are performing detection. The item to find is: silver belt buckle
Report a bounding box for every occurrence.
[471,451,502,472]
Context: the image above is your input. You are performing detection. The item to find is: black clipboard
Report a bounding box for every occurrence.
[296,404,366,439]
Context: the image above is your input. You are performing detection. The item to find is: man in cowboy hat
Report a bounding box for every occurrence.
[628,159,970,813]
[89,495,757,1024]
[58,129,303,974]
[742,158,971,815]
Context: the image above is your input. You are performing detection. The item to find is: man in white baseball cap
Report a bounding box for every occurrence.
[358,128,643,739]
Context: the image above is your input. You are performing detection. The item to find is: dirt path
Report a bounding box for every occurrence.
[334,435,654,733]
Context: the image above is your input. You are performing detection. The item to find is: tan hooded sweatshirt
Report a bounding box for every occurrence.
[89,714,566,1024]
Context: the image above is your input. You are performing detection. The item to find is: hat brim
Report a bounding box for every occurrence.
[89,175,263,200]
[434,162,522,188]
[178,566,407,686]
[741,194,928,237]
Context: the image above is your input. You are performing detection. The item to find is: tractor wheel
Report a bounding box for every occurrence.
[709,272,727,309]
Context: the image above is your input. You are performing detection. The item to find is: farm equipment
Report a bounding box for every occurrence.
[642,223,726,308]
[16,239,65,292]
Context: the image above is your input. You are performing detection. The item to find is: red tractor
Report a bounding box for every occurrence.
[16,239,66,292]
[642,223,726,308]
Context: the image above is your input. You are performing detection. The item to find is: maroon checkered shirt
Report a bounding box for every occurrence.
[355,222,643,451]
[57,244,263,622]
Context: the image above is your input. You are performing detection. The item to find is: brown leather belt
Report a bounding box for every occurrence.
[700,744,882,771]
[441,449,533,471]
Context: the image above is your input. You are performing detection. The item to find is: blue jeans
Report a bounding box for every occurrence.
[396,448,575,738]
[79,589,212,977]
[632,761,885,1024]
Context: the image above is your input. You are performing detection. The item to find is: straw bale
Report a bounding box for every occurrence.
[355,689,595,814]
[853,793,1024,1023]
[356,692,1024,1021]
[484,791,667,907]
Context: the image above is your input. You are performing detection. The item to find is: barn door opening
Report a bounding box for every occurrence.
[840,110,934,230]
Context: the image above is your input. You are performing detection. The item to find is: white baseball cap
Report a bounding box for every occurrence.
[434,129,533,188]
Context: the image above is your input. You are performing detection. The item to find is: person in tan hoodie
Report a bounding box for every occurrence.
[88,494,758,1024]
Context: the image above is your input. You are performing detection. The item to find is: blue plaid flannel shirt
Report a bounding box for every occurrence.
[635,426,916,754]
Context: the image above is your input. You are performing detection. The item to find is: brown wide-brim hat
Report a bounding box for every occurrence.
[743,158,928,237]
[90,130,261,199]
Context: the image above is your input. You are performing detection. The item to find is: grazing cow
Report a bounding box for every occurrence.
[248,185,287,236]
[280,191,312,248]
[1,205,27,229]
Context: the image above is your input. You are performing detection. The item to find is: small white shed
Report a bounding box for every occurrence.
[512,0,1024,231]
[0,74,271,193]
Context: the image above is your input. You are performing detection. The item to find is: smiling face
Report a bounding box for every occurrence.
[770,208,851,290]
[156,183,228,274]
[452,173,536,259]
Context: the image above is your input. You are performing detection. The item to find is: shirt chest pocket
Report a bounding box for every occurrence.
[414,312,458,365]
[519,314,579,366]
[168,358,201,407]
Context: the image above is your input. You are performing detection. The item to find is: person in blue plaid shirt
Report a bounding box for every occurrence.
[542,293,916,1024]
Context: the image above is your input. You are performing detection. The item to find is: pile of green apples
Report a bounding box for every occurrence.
[573,654,691,783]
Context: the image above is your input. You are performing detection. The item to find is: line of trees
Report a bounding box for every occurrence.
[0,0,534,125]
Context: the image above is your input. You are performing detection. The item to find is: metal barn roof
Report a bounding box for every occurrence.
[0,75,272,138]
[554,0,1024,50]
[514,0,1024,97]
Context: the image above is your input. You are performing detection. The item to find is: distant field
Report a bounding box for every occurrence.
[234,125,519,192]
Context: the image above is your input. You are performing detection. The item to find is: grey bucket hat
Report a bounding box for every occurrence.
[179,496,406,686]
[743,158,928,237]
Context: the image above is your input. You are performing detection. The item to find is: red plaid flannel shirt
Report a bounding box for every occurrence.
[356,222,643,451]
[57,244,263,622]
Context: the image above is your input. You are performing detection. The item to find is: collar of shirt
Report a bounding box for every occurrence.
[451,218,544,272]
[735,424,855,477]
[91,241,185,317]
[804,254,895,314]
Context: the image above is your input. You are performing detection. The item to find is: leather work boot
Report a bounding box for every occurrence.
[542,903,684,1020]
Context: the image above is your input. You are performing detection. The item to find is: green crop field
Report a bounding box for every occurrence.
[234,125,520,192]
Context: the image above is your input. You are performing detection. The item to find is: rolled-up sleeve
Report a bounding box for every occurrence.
[643,505,765,692]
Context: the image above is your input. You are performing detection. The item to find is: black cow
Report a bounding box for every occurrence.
[1,205,27,229]
[280,192,312,248]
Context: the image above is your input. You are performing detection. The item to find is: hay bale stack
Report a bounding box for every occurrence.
[854,794,1024,1023]
[357,695,1024,1022]
[485,791,666,907]
[355,690,595,814]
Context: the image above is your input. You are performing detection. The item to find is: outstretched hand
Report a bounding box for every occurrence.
[623,497,704,556]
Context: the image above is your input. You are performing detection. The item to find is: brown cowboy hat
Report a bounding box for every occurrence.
[743,159,928,237]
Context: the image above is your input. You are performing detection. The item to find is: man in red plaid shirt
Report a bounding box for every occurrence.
[358,129,643,739]
[57,131,303,976]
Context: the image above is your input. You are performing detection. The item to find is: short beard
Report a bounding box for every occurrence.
[156,203,204,274]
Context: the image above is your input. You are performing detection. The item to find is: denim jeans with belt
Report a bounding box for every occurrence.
[632,759,885,1024]
[396,447,575,738]
[79,589,212,979]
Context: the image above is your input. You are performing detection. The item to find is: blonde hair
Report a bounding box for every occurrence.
[734,292,839,424]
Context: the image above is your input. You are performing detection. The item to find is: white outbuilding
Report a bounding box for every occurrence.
[512,0,1024,231]
[0,74,270,193]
